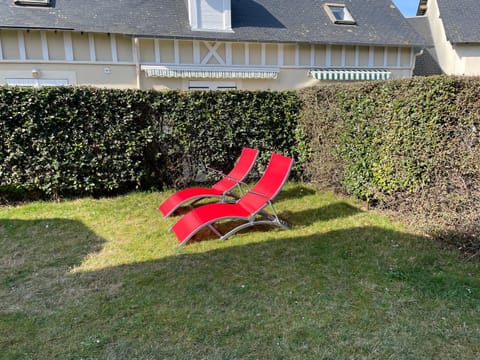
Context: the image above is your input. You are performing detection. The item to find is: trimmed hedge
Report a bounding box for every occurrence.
[0,87,303,198]
[1,77,478,254]
[299,76,479,254]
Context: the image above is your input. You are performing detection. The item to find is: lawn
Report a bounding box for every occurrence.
[0,183,479,359]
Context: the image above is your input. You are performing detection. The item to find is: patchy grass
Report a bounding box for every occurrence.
[0,183,479,359]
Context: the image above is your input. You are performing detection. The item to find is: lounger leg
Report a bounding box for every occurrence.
[208,224,223,238]
[220,217,289,241]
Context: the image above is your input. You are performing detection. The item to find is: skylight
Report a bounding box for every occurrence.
[13,0,51,7]
[324,3,356,25]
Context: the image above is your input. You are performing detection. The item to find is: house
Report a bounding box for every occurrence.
[0,0,424,90]
[412,0,480,76]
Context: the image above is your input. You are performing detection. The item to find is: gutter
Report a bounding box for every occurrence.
[410,48,424,77]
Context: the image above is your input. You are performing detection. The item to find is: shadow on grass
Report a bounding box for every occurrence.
[167,183,316,218]
[2,220,480,358]
[176,201,362,244]
[165,203,361,247]
[284,201,361,226]
[274,184,316,201]
[0,218,105,312]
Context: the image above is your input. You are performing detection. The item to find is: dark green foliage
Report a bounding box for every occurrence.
[155,90,303,187]
[298,76,479,254]
[0,87,302,198]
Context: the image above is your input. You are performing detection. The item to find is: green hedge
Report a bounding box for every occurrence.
[0,87,303,198]
[299,76,480,253]
[1,77,478,253]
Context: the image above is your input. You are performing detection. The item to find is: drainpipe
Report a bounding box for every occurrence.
[410,48,424,77]
[133,37,141,89]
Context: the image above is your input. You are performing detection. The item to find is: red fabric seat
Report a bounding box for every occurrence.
[172,153,294,246]
[158,147,258,217]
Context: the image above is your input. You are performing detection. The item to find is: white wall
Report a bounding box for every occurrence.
[0,29,415,90]
[426,0,480,75]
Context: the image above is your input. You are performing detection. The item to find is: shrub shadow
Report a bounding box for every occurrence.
[0,218,105,313]
[2,221,480,357]
[284,201,361,226]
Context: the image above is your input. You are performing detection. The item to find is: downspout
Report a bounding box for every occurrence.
[133,37,141,89]
[410,47,424,77]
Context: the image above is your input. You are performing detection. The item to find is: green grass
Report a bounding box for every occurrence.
[1,183,479,359]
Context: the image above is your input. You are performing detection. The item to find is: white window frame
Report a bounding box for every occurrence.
[6,78,69,87]
[324,3,356,25]
[188,80,237,90]
[14,0,51,6]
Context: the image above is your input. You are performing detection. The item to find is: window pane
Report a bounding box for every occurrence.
[331,7,345,21]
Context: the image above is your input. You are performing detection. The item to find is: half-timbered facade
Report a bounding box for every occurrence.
[0,0,425,90]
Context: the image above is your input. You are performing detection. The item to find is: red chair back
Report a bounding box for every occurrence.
[212,147,259,192]
[238,153,293,213]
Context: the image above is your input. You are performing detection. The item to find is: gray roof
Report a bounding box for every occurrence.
[435,0,480,43]
[0,0,425,47]
[407,17,442,76]
[407,16,433,47]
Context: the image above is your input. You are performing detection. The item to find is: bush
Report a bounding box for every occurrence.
[298,76,479,255]
[155,90,304,187]
[0,87,304,198]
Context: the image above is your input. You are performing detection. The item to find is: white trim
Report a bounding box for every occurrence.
[383,47,388,67]
[40,31,49,61]
[0,59,136,65]
[63,32,73,61]
[133,37,141,89]
[396,47,402,67]
[244,43,250,65]
[174,39,180,64]
[201,41,224,65]
[18,31,26,60]
[368,46,374,67]
[193,40,200,64]
[341,46,346,67]
[154,39,161,64]
[223,0,232,32]
[141,65,279,79]
[188,0,198,30]
[110,34,118,63]
[355,46,360,67]
[0,35,3,61]
[310,45,315,67]
[6,78,69,87]
[261,44,266,66]
[324,3,356,25]
[277,44,284,66]
[88,33,96,62]
[295,45,300,66]
[225,42,232,65]
[326,45,332,67]
[410,48,415,70]
[189,80,237,90]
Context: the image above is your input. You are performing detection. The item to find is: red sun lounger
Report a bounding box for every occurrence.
[172,152,294,247]
[159,147,259,217]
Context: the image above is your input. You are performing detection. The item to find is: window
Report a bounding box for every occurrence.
[6,78,68,87]
[324,3,356,25]
[13,0,51,7]
[188,81,237,90]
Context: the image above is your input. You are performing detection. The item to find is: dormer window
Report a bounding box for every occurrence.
[324,3,356,25]
[14,0,51,7]
[186,0,233,32]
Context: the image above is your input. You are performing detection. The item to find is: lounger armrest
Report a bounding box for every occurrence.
[246,189,270,200]
[206,166,240,182]
[236,181,267,198]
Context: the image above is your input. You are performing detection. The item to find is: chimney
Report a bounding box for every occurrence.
[186,0,233,32]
